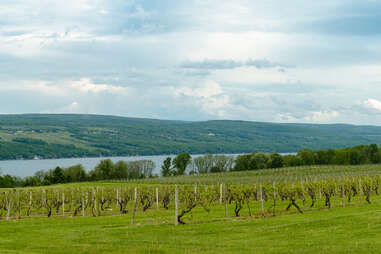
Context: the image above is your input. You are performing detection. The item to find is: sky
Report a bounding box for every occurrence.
[1,0,381,125]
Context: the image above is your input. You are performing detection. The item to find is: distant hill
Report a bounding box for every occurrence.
[0,114,381,160]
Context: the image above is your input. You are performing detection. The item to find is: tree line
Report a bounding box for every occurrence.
[160,144,381,175]
[1,144,381,188]
[0,159,155,188]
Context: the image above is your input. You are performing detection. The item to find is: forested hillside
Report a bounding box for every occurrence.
[0,114,381,160]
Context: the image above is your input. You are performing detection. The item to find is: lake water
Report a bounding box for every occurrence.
[0,153,296,177]
[0,154,235,177]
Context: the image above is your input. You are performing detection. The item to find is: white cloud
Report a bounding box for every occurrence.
[50,101,83,114]
[304,110,339,122]
[1,1,381,125]
[175,80,223,98]
[69,78,128,94]
[364,98,381,111]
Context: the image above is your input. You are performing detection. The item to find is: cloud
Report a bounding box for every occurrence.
[304,110,339,122]
[69,78,128,94]
[180,58,291,70]
[180,59,242,70]
[364,99,381,111]
[175,80,223,98]
[1,1,381,125]
[52,101,82,114]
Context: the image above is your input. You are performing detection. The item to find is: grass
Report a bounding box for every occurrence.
[1,202,381,253]
[3,165,381,253]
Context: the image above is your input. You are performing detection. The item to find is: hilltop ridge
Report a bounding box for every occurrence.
[0,114,381,160]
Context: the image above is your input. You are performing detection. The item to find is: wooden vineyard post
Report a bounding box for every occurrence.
[224,184,228,217]
[194,184,197,201]
[260,184,264,218]
[175,185,179,226]
[301,180,305,209]
[116,188,119,210]
[131,187,137,225]
[359,178,363,204]
[273,182,276,216]
[342,181,345,207]
[42,189,45,216]
[29,191,33,217]
[119,188,122,208]
[219,183,223,204]
[56,190,59,215]
[62,191,65,216]
[71,189,74,213]
[82,191,85,217]
[17,190,20,219]
[134,186,137,203]
[85,191,89,215]
[93,189,97,217]
[101,188,104,206]
[6,192,11,220]
[156,187,159,210]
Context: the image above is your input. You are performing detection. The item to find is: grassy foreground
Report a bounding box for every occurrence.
[1,203,381,254]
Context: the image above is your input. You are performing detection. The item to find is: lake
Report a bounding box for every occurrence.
[0,153,296,177]
[0,154,235,177]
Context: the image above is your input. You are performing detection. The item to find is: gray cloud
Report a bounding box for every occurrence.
[180,59,292,70]
[1,0,381,125]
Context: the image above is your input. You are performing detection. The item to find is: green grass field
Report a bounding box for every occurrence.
[2,165,381,253]
[1,202,381,254]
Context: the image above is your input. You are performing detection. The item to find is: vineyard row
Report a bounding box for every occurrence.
[1,174,380,225]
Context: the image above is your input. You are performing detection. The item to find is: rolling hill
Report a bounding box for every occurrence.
[0,114,381,160]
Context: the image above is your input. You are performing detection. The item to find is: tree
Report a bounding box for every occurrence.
[92,159,114,180]
[193,154,214,174]
[140,160,155,178]
[298,149,315,165]
[52,166,66,184]
[127,161,142,179]
[333,149,350,165]
[0,174,17,188]
[213,155,234,172]
[270,153,283,168]
[315,150,330,165]
[173,153,192,175]
[161,157,172,177]
[113,161,128,179]
[369,144,381,163]
[233,154,252,171]
[34,170,46,183]
[64,164,87,182]
[253,153,269,169]
[349,149,362,165]
[282,154,302,167]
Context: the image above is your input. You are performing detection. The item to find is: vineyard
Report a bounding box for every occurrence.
[1,173,381,225]
[107,164,381,185]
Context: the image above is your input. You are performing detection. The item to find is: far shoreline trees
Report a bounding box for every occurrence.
[1,144,381,188]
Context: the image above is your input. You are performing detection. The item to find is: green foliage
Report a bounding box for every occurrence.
[192,154,233,173]
[270,153,283,168]
[91,159,114,180]
[231,144,381,172]
[0,158,156,188]
[172,153,192,175]
[2,114,381,160]
[298,149,315,165]
[161,157,172,177]
[52,167,66,184]
[63,164,87,182]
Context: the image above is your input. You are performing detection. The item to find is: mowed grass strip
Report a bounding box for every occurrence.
[1,203,381,254]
